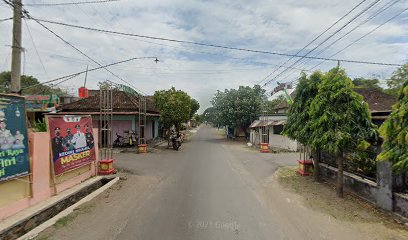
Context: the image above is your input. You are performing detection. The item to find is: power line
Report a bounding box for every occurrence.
[310,0,402,63]
[49,74,79,87]
[25,16,403,67]
[24,12,148,95]
[24,0,121,7]
[262,0,382,87]
[256,0,369,85]
[309,5,408,71]
[266,0,398,88]
[289,3,408,84]
[0,17,12,22]
[24,18,51,81]
[279,4,407,94]
[267,1,406,94]
[266,0,403,89]
[22,56,158,90]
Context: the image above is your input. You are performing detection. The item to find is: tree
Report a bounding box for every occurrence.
[377,80,408,172]
[192,114,203,124]
[353,77,382,90]
[202,107,221,126]
[190,98,200,119]
[153,87,192,135]
[308,67,377,198]
[266,95,287,113]
[387,63,408,96]
[0,71,66,95]
[283,71,323,181]
[211,85,265,137]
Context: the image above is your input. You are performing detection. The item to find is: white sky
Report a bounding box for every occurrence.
[0,0,407,112]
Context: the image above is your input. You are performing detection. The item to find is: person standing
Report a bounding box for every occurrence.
[64,128,74,151]
[51,127,64,159]
[85,124,94,148]
[72,124,87,149]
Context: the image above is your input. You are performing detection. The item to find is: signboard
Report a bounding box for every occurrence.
[47,115,96,176]
[271,82,293,96]
[25,94,59,112]
[0,94,30,182]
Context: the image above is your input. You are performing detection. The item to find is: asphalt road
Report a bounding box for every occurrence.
[36,125,407,240]
[116,126,288,240]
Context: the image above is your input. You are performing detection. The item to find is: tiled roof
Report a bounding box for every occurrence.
[60,90,159,113]
[249,120,286,128]
[353,88,396,112]
[273,88,396,112]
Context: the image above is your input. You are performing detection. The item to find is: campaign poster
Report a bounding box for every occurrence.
[25,94,59,112]
[47,115,96,176]
[0,94,30,182]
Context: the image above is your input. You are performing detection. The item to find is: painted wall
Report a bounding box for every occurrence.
[268,127,298,151]
[92,115,160,142]
[0,130,98,220]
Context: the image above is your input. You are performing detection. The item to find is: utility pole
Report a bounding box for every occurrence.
[10,0,22,94]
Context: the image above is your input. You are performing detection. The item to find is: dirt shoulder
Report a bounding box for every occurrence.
[275,166,408,239]
[34,172,166,240]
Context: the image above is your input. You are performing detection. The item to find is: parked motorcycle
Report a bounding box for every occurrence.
[170,132,182,151]
[113,133,124,147]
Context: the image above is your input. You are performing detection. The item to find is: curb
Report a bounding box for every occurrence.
[17,177,120,240]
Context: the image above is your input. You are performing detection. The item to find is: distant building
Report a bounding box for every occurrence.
[249,114,298,151]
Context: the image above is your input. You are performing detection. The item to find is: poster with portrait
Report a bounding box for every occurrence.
[47,115,96,176]
[0,94,30,182]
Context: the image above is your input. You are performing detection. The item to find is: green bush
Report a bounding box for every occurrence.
[33,118,47,132]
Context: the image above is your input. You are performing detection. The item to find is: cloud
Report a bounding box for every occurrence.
[0,0,407,112]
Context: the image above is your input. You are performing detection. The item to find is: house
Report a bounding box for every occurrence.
[353,88,396,126]
[25,94,79,126]
[248,88,396,151]
[272,88,396,126]
[55,90,160,144]
[249,114,298,151]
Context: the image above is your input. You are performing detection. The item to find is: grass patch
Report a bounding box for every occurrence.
[35,236,50,240]
[55,214,77,228]
[277,167,405,229]
[54,203,95,229]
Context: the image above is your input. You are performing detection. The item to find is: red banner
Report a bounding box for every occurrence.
[47,115,96,176]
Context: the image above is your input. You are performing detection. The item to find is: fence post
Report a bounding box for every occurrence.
[376,161,393,211]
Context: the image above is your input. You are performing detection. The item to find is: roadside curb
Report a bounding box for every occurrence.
[17,177,120,240]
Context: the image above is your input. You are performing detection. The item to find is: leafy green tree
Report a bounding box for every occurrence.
[353,77,382,90]
[211,85,265,137]
[309,67,377,198]
[153,87,192,134]
[192,114,203,124]
[202,107,221,126]
[283,71,323,180]
[0,71,66,95]
[284,72,322,145]
[190,98,200,119]
[377,80,408,172]
[387,63,408,96]
[266,95,287,113]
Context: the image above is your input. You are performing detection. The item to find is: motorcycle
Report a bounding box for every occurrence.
[170,132,182,151]
[113,133,124,147]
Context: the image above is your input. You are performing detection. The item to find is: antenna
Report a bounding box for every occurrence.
[84,65,88,87]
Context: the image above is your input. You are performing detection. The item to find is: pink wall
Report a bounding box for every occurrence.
[0,129,98,220]
[112,120,132,138]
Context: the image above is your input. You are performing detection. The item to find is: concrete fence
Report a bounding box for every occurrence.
[319,161,408,218]
[0,130,98,220]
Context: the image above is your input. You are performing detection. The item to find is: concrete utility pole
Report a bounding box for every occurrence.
[10,0,22,94]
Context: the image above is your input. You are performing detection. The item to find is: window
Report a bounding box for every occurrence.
[273,125,284,135]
